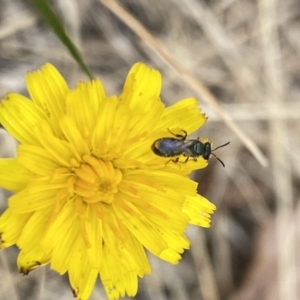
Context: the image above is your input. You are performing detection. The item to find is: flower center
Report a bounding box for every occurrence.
[72,155,122,204]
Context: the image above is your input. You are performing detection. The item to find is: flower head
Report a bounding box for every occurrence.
[0,63,216,300]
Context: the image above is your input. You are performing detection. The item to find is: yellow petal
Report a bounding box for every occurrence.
[183,195,216,227]
[119,232,151,276]
[115,198,168,256]
[40,200,77,252]
[17,245,51,275]
[59,116,90,157]
[101,242,139,300]
[9,187,57,213]
[68,239,98,300]
[0,93,47,144]
[50,217,80,274]
[17,206,53,251]
[156,97,207,135]
[17,144,60,176]
[159,231,190,264]
[66,80,105,143]
[120,63,162,109]
[0,208,32,248]
[26,63,69,135]
[0,159,32,191]
[86,205,103,269]
[33,121,75,166]
[91,96,119,155]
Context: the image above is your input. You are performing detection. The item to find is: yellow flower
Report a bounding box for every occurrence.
[0,63,216,300]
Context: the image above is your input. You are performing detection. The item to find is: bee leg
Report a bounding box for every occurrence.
[165,157,180,168]
[184,156,189,163]
[172,157,180,163]
[165,157,178,166]
[165,159,172,167]
[173,157,181,169]
[167,128,187,140]
[181,130,188,140]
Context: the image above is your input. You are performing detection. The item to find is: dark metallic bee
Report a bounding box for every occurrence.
[152,129,229,167]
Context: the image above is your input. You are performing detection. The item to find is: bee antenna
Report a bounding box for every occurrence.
[210,142,229,167]
[211,153,225,167]
[212,141,230,152]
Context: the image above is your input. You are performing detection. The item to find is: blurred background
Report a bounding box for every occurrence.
[0,0,300,299]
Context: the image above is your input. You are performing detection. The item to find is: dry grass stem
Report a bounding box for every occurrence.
[258,0,297,299]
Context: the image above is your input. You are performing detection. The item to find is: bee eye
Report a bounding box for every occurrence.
[203,143,211,160]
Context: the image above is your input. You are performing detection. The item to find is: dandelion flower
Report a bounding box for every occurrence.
[0,63,216,300]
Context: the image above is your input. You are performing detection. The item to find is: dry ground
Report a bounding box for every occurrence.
[0,0,300,299]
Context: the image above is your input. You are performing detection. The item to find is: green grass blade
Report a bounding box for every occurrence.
[30,0,94,80]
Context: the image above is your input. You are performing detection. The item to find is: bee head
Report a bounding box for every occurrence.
[203,142,211,160]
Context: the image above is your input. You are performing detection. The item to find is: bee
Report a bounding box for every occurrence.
[152,129,229,167]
